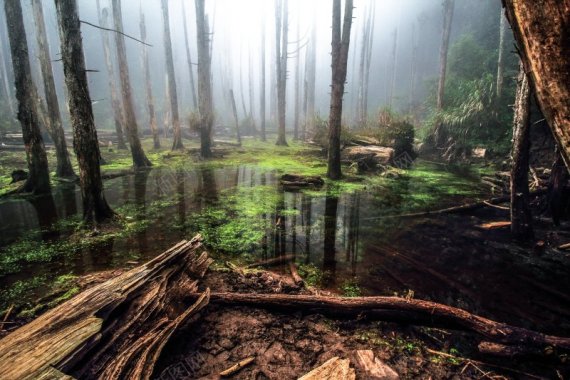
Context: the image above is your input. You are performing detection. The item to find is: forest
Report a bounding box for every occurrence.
[0,0,568,379]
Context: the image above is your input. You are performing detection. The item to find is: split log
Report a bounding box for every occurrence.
[0,236,212,380]
[354,350,399,379]
[193,292,570,354]
[298,357,355,380]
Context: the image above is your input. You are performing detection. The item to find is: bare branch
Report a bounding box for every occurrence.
[80,20,152,47]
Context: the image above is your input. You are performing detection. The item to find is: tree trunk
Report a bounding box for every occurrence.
[229,89,241,145]
[305,21,317,140]
[388,28,398,108]
[139,7,160,149]
[160,0,183,150]
[260,16,267,142]
[496,11,506,98]
[510,62,533,240]
[112,0,152,167]
[96,0,127,150]
[55,0,114,224]
[327,0,354,180]
[0,237,211,380]
[4,0,51,194]
[0,29,14,117]
[275,0,289,146]
[501,0,570,170]
[293,18,300,140]
[181,0,198,111]
[195,0,214,158]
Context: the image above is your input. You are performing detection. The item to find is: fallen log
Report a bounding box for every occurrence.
[0,236,212,380]
[245,254,296,269]
[192,292,570,354]
[280,174,325,190]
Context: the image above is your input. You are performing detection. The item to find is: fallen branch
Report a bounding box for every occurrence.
[80,20,152,47]
[219,356,255,377]
[190,292,570,354]
[245,254,296,269]
[289,262,304,286]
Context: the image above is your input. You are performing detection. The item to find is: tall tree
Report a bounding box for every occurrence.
[259,15,267,142]
[4,0,50,194]
[496,11,506,98]
[139,6,160,149]
[96,0,127,150]
[229,89,241,145]
[111,0,151,167]
[55,0,114,223]
[293,17,301,140]
[510,62,533,240]
[327,0,354,180]
[305,20,317,140]
[181,0,197,110]
[0,21,14,117]
[275,0,289,146]
[161,0,183,150]
[31,0,75,178]
[195,0,214,157]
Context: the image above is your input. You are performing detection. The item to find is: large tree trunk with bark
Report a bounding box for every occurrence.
[55,0,114,224]
[31,0,75,178]
[195,0,214,158]
[4,0,51,194]
[510,62,533,240]
[327,0,354,180]
[181,0,198,111]
[0,237,211,380]
[502,0,570,170]
[96,0,127,150]
[139,7,160,150]
[111,0,151,167]
[275,0,289,146]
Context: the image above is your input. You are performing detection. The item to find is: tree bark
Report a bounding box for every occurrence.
[195,0,214,158]
[111,0,152,167]
[229,89,241,145]
[139,7,160,149]
[305,21,317,140]
[496,11,506,98]
[55,0,114,224]
[181,0,198,111]
[0,237,211,380]
[260,16,267,142]
[31,0,75,178]
[4,0,51,194]
[388,28,399,109]
[275,0,289,146]
[293,18,300,140]
[510,62,533,240]
[501,0,570,170]
[0,27,14,117]
[327,0,354,180]
[96,0,127,150]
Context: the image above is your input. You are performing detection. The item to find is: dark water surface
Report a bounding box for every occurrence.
[1,162,569,335]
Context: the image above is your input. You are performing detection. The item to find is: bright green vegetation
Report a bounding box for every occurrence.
[297,263,324,288]
[340,278,361,297]
[354,326,424,356]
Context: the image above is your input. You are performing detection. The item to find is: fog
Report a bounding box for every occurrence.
[1,0,509,133]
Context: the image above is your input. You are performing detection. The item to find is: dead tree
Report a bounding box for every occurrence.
[111,0,152,167]
[31,0,75,178]
[55,0,114,223]
[275,0,289,146]
[0,28,14,117]
[195,0,214,158]
[260,15,267,141]
[502,0,570,169]
[96,0,127,150]
[181,0,198,110]
[357,4,375,126]
[305,20,317,140]
[388,28,399,108]
[327,0,354,180]
[496,11,506,98]
[229,89,241,145]
[140,7,160,149]
[293,17,301,140]
[4,0,50,194]
[510,62,533,240]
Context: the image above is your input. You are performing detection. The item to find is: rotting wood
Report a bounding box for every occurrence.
[298,357,355,380]
[354,350,399,380]
[0,235,212,380]
[191,292,570,355]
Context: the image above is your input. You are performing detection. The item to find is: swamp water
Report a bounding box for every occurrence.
[1,161,569,335]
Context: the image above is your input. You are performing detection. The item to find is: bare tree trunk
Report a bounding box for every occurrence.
[181,0,198,110]
[229,89,241,145]
[0,18,14,119]
[502,0,570,169]
[111,0,151,167]
[388,28,399,109]
[510,62,533,240]
[363,5,374,123]
[96,0,127,150]
[160,0,184,151]
[260,16,267,141]
[55,0,114,223]
[4,0,50,194]
[409,22,418,112]
[140,7,160,149]
[293,18,300,140]
[305,21,317,140]
[327,0,354,180]
[195,0,214,158]
[275,0,289,146]
[496,11,506,98]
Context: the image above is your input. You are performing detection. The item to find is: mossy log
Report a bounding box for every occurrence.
[0,236,212,380]
[280,174,325,190]
[196,292,570,355]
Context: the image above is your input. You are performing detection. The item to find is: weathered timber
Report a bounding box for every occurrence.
[299,357,355,380]
[195,292,570,353]
[0,236,212,380]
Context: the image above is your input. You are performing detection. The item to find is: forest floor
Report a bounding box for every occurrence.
[1,136,569,378]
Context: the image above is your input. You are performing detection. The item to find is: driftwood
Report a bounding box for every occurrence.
[194,292,570,355]
[0,236,212,380]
